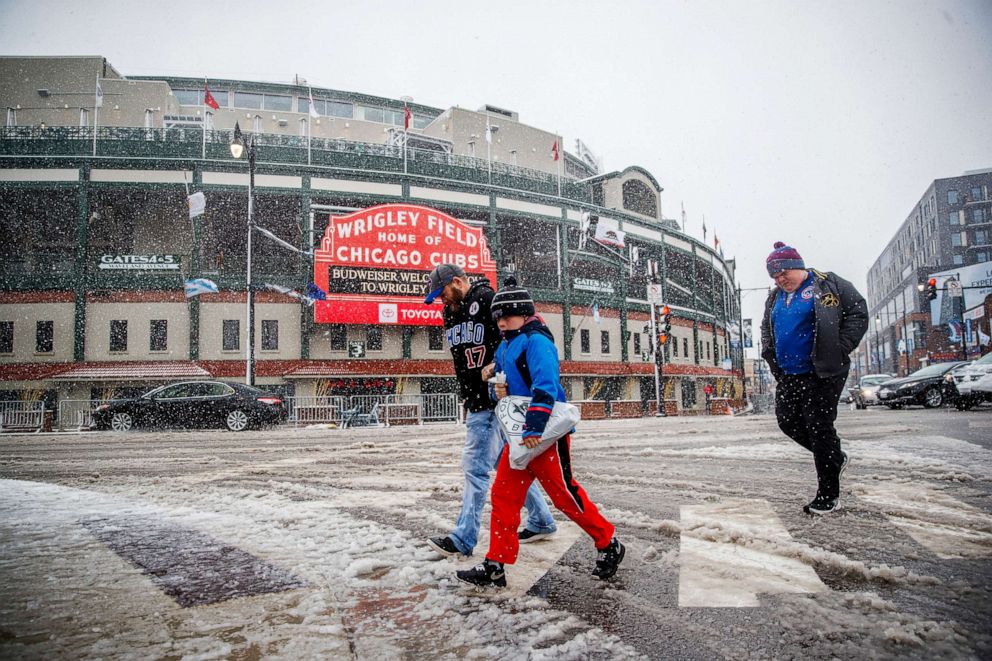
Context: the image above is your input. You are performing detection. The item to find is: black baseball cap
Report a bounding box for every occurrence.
[424,263,466,304]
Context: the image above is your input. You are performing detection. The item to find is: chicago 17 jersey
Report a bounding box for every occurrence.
[442,278,502,412]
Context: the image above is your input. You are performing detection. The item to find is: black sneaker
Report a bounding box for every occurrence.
[518,529,555,543]
[456,559,506,588]
[838,451,850,481]
[803,496,840,515]
[592,538,626,580]
[427,536,463,557]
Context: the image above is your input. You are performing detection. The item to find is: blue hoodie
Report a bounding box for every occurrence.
[493,317,566,440]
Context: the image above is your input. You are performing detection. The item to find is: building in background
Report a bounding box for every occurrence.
[0,55,743,420]
[863,170,992,377]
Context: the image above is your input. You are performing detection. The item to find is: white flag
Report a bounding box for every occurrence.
[591,302,601,325]
[95,77,103,108]
[594,217,626,248]
[184,278,218,298]
[308,88,320,119]
[187,191,206,219]
[485,118,492,144]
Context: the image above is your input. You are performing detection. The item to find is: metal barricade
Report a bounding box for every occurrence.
[287,396,347,426]
[387,393,460,424]
[0,401,47,432]
[57,399,108,431]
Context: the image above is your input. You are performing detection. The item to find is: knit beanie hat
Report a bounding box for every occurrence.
[490,277,535,320]
[766,242,805,276]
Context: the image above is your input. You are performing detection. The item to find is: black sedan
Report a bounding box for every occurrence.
[875,362,969,409]
[92,381,287,432]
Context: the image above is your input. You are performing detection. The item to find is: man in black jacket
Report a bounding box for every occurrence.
[423,264,556,557]
[760,242,868,514]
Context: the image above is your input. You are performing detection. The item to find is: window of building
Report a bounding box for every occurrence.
[580,329,590,354]
[672,334,678,357]
[261,320,279,351]
[412,114,431,129]
[234,92,263,109]
[34,321,55,353]
[953,254,964,265]
[467,141,475,158]
[367,326,383,351]
[621,179,658,217]
[592,184,605,207]
[948,211,960,225]
[149,319,167,352]
[252,114,262,132]
[951,232,964,247]
[975,229,990,245]
[329,325,346,351]
[358,106,384,123]
[109,320,127,353]
[262,94,292,111]
[976,250,991,262]
[222,319,240,351]
[601,330,610,354]
[79,108,89,127]
[0,321,12,353]
[326,101,353,118]
[973,208,988,224]
[683,337,689,358]
[173,89,204,106]
[706,341,711,359]
[298,118,307,136]
[6,107,16,127]
[970,187,982,201]
[633,332,641,355]
[428,327,445,351]
[947,189,959,205]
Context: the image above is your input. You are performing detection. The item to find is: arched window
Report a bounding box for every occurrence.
[252,114,262,133]
[622,179,657,218]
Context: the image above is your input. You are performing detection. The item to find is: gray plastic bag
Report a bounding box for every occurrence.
[495,395,581,470]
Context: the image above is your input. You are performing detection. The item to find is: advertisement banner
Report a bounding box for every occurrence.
[313,204,497,325]
[928,260,992,326]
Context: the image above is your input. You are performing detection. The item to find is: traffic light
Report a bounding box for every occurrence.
[657,305,671,346]
[925,278,937,301]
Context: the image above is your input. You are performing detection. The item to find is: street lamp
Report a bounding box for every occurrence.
[230,122,256,386]
[874,314,882,374]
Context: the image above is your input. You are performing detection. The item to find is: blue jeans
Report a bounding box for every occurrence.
[449,409,557,555]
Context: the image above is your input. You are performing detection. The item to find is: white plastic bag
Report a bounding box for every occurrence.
[495,395,581,470]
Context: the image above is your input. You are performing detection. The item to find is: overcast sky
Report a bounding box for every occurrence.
[2,0,990,355]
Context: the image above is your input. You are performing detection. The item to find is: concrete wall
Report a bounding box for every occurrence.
[84,302,189,361]
[198,303,300,360]
[0,302,75,362]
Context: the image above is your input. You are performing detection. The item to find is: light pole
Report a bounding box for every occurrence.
[874,314,882,374]
[230,122,256,386]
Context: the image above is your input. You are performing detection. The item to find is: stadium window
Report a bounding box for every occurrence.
[467,141,476,158]
[580,329,590,354]
[36,321,54,353]
[633,332,641,354]
[299,118,307,136]
[683,337,689,358]
[428,327,444,351]
[326,101,353,118]
[234,92,263,109]
[947,189,959,205]
[672,335,679,357]
[329,325,347,351]
[252,114,261,132]
[222,320,240,351]
[263,94,292,111]
[149,320,167,352]
[359,106,384,123]
[79,108,89,127]
[109,320,128,353]
[173,89,202,106]
[622,179,658,217]
[298,97,322,115]
[601,330,610,354]
[6,107,16,126]
[367,326,383,351]
[261,320,279,351]
[0,321,12,353]
[412,114,431,129]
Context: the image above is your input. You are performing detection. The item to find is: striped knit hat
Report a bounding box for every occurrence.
[766,242,805,276]
[490,277,535,320]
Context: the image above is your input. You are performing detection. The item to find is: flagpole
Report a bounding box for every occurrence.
[92,74,99,157]
[202,78,207,160]
[486,115,492,185]
[307,87,313,166]
[557,132,562,197]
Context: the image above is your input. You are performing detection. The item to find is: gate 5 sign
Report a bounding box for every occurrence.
[313,204,497,325]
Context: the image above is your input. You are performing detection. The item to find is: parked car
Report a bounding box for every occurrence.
[952,352,992,410]
[92,381,287,432]
[875,362,969,409]
[848,374,895,409]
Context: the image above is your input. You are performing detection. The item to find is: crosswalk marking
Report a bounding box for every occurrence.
[678,499,827,607]
[854,482,992,559]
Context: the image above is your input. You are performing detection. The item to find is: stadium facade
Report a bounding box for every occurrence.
[0,56,743,418]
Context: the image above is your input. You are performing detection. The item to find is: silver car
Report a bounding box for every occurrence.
[849,374,895,409]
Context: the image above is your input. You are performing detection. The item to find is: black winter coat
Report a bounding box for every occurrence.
[760,269,868,379]
[443,278,502,412]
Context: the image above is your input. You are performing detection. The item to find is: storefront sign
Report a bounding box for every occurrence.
[98,255,181,270]
[313,204,497,325]
[573,277,614,295]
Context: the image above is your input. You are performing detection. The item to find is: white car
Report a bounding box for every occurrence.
[953,352,992,410]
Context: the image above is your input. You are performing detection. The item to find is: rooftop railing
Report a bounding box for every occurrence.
[0,126,588,200]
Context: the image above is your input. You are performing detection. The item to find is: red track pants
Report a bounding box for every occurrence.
[486,434,615,565]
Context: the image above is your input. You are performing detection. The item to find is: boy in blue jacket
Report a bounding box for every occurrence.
[456,279,625,588]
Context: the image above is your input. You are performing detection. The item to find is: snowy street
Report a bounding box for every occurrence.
[1,409,991,659]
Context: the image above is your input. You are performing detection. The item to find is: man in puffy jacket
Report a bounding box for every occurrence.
[423,265,556,559]
[456,278,624,588]
[760,242,868,515]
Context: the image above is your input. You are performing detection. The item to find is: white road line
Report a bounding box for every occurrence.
[854,481,992,559]
[678,499,827,607]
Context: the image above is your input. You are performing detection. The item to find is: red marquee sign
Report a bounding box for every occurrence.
[313,203,497,325]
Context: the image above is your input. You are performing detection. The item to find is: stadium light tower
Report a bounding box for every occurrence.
[230,122,257,386]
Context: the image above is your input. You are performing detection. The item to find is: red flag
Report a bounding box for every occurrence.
[551,140,559,162]
[403,104,411,131]
[204,85,220,110]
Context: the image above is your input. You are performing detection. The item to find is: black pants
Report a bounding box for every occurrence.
[775,372,848,499]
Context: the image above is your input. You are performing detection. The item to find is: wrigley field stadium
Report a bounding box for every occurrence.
[0,55,744,430]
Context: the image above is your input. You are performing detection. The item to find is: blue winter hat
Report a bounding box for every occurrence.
[766,242,805,276]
